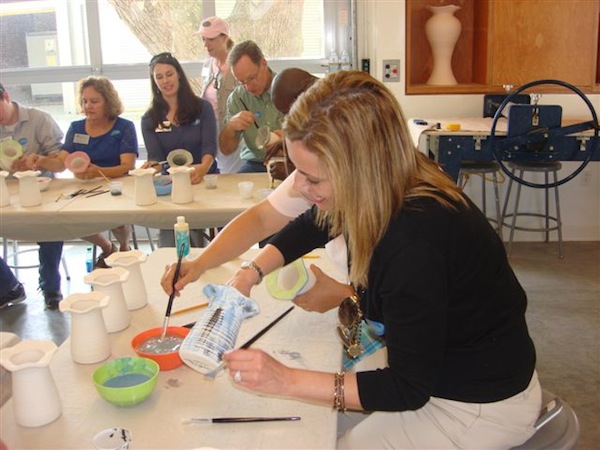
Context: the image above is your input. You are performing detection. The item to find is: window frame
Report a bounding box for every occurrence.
[0,0,356,87]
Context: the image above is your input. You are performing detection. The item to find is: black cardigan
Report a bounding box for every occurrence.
[268,193,536,412]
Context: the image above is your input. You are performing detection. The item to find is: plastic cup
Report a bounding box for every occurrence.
[237,181,254,199]
[109,181,123,196]
[204,174,217,190]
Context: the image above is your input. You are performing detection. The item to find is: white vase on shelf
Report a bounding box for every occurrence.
[425,4,462,85]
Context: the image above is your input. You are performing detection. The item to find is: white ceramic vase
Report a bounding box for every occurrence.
[0,170,10,207]
[84,267,131,333]
[59,292,111,364]
[168,166,195,204]
[13,170,42,207]
[129,168,158,206]
[425,4,462,85]
[0,340,62,427]
[104,250,149,310]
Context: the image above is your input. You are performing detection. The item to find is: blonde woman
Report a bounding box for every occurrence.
[215,72,540,448]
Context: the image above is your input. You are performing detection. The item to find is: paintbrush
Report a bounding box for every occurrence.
[239,98,259,129]
[183,416,301,424]
[97,170,111,183]
[171,302,209,316]
[159,244,185,341]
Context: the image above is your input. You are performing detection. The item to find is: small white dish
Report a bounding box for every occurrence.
[37,176,52,192]
[93,427,132,450]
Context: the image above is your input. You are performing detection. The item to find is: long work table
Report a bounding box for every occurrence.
[0,247,344,449]
[0,173,268,241]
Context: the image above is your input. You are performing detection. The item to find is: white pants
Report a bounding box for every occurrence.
[338,359,541,450]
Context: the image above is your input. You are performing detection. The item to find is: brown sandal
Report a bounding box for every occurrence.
[94,243,118,269]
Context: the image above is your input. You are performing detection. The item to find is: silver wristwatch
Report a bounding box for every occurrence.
[240,260,264,284]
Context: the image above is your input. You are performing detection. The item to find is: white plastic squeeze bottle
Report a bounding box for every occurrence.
[174,216,190,257]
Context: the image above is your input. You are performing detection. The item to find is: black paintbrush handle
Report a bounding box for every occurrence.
[213,416,300,423]
[239,98,259,129]
[239,305,294,349]
[165,244,185,317]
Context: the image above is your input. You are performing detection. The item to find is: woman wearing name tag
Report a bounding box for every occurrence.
[33,76,138,267]
[141,52,218,248]
[218,72,542,449]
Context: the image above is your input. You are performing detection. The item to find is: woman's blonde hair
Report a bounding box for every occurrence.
[77,76,124,119]
[283,71,465,287]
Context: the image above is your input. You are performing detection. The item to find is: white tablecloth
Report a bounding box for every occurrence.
[0,248,343,449]
[0,173,268,241]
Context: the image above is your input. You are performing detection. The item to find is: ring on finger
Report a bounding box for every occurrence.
[233,370,242,383]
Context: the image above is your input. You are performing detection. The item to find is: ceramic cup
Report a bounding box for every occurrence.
[237,181,254,199]
[204,174,217,189]
[93,427,132,450]
[109,181,123,196]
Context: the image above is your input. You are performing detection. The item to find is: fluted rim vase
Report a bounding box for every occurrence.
[425,4,462,85]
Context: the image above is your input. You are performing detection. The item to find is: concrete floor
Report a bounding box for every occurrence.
[1,241,599,449]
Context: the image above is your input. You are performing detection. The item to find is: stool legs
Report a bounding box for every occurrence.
[552,171,563,258]
[492,172,503,240]
[502,167,563,259]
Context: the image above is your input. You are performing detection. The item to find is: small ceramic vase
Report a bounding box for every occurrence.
[129,168,158,206]
[0,340,62,427]
[13,170,42,207]
[105,250,148,310]
[0,170,11,207]
[59,292,111,364]
[168,166,195,204]
[84,267,131,333]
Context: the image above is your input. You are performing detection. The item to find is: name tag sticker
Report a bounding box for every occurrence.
[73,133,90,145]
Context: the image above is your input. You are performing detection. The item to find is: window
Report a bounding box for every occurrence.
[1,0,354,143]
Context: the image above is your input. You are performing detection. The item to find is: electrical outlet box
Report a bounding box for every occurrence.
[383,59,400,82]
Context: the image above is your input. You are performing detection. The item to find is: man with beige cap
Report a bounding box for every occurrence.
[197,16,242,173]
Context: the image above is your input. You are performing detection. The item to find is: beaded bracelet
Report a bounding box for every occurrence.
[333,371,346,412]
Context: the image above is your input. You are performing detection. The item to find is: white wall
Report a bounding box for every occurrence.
[356,0,600,241]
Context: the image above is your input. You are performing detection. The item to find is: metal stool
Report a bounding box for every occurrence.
[2,239,70,280]
[458,160,503,238]
[511,390,579,450]
[502,161,563,258]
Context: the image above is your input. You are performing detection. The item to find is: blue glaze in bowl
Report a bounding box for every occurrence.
[154,178,172,196]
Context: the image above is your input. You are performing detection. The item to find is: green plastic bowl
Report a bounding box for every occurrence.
[93,356,159,407]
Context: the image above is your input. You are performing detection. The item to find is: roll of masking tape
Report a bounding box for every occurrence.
[445,123,461,131]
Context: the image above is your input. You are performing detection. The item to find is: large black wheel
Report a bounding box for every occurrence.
[489,79,599,188]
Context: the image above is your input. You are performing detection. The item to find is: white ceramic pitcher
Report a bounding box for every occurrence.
[13,170,42,207]
[0,340,62,427]
[84,267,131,333]
[105,250,148,310]
[0,170,10,207]
[129,168,158,206]
[168,166,195,204]
[59,292,111,364]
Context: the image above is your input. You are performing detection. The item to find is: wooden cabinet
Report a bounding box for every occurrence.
[406,0,600,94]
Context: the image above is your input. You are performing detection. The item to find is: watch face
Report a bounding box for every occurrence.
[241,261,251,269]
